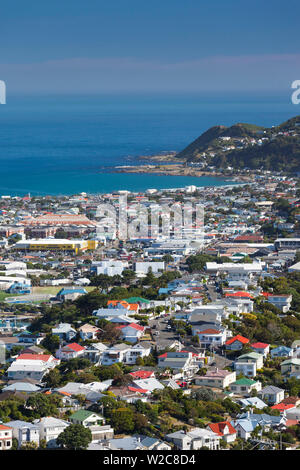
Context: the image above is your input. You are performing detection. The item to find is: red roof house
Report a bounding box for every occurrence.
[207,421,237,443]
[225,335,249,351]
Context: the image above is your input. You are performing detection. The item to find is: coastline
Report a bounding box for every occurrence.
[112,152,254,182]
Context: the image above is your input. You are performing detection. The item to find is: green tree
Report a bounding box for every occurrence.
[56,424,92,450]
[41,334,60,354]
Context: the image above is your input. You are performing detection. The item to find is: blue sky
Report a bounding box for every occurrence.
[1,0,300,93]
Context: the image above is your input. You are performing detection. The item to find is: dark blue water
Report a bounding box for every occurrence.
[0,92,297,195]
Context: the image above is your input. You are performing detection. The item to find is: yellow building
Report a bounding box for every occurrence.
[14,239,98,254]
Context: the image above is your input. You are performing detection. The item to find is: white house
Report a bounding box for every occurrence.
[193,328,227,347]
[0,425,12,451]
[124,342,152,364]
[6,420,40,448]
[52,323,77,342]
[33,417,70,448]
[78,323,100,341]
[56,343,85,360]
[158,351,199,378]
[101,343,131,366]
[6,354,59,382]
[194,369,236,389]
[116,323,145,343]
[166,428,221,450]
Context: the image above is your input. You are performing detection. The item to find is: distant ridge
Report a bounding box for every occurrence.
[176,116,300,172]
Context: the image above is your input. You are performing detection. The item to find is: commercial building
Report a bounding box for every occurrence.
[13,238,98,254]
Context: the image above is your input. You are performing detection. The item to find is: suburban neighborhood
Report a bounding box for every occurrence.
[0,173,300,451]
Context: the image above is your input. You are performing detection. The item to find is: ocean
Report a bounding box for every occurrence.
[0,91,297,196]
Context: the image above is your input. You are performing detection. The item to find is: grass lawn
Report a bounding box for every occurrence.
[32,286,96,295]
[0,291,15,301]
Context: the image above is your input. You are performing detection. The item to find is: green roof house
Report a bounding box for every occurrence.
[230,377,262,396]
[69,409,105,427]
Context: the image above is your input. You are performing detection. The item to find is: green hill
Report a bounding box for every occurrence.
[176,115,300,172]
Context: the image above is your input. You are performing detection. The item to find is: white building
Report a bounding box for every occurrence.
[33,417,70,448]
[166,428,221,450]
[0,425,12,451]
[134,261,165,275]
[6,420,40,448]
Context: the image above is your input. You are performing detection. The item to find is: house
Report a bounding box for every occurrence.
[166,428,221,450]
[231,411,286,440]
[52,323,77,342]
[270,345,293,358]
[6,420,39,448]
[84,342,108,363]
[98,436,145,450]
[124,342,152,364]
[271,403,296,413]
[56,342,85,360]
[281,358,300,377]
[194,369,236,389]
[88,425,114,442]
[238,397,267,410]
[230,378,262,396]
[229,415,257,440]
[54,381,107,402]
[280,396,300,407]
[101,343,131,366]
[225,335,249,351]
[284,407,300,422]
[15,331,43,346]
[78,323,100,341]
[250,342,270,357]
[33,417,70,448]
[2,381,41,393]
[129,370,155,380]
[20,345,45,355]
[6,354,59,382]
[206,421,237,443]
[234,361,257,378]
[0,425,12,451]
[107,386,150,404]
[235,352,264,370]
[258,385,285,405]
[262,293,292,313]
[69,409,105,427]
[130,377,165,393]
[193,328,227,348]
[116,323,145,343]
[107,300,140,314]
[157,351,199,378]
[138,436,171,450]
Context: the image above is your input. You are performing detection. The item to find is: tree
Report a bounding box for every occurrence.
[20,441,39,450]
[56,424,92,450]
[110,407,135,433]
[134,413,148,432]
[43,368,62,388]
[41,334,60,354]
[26,393,62,418]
